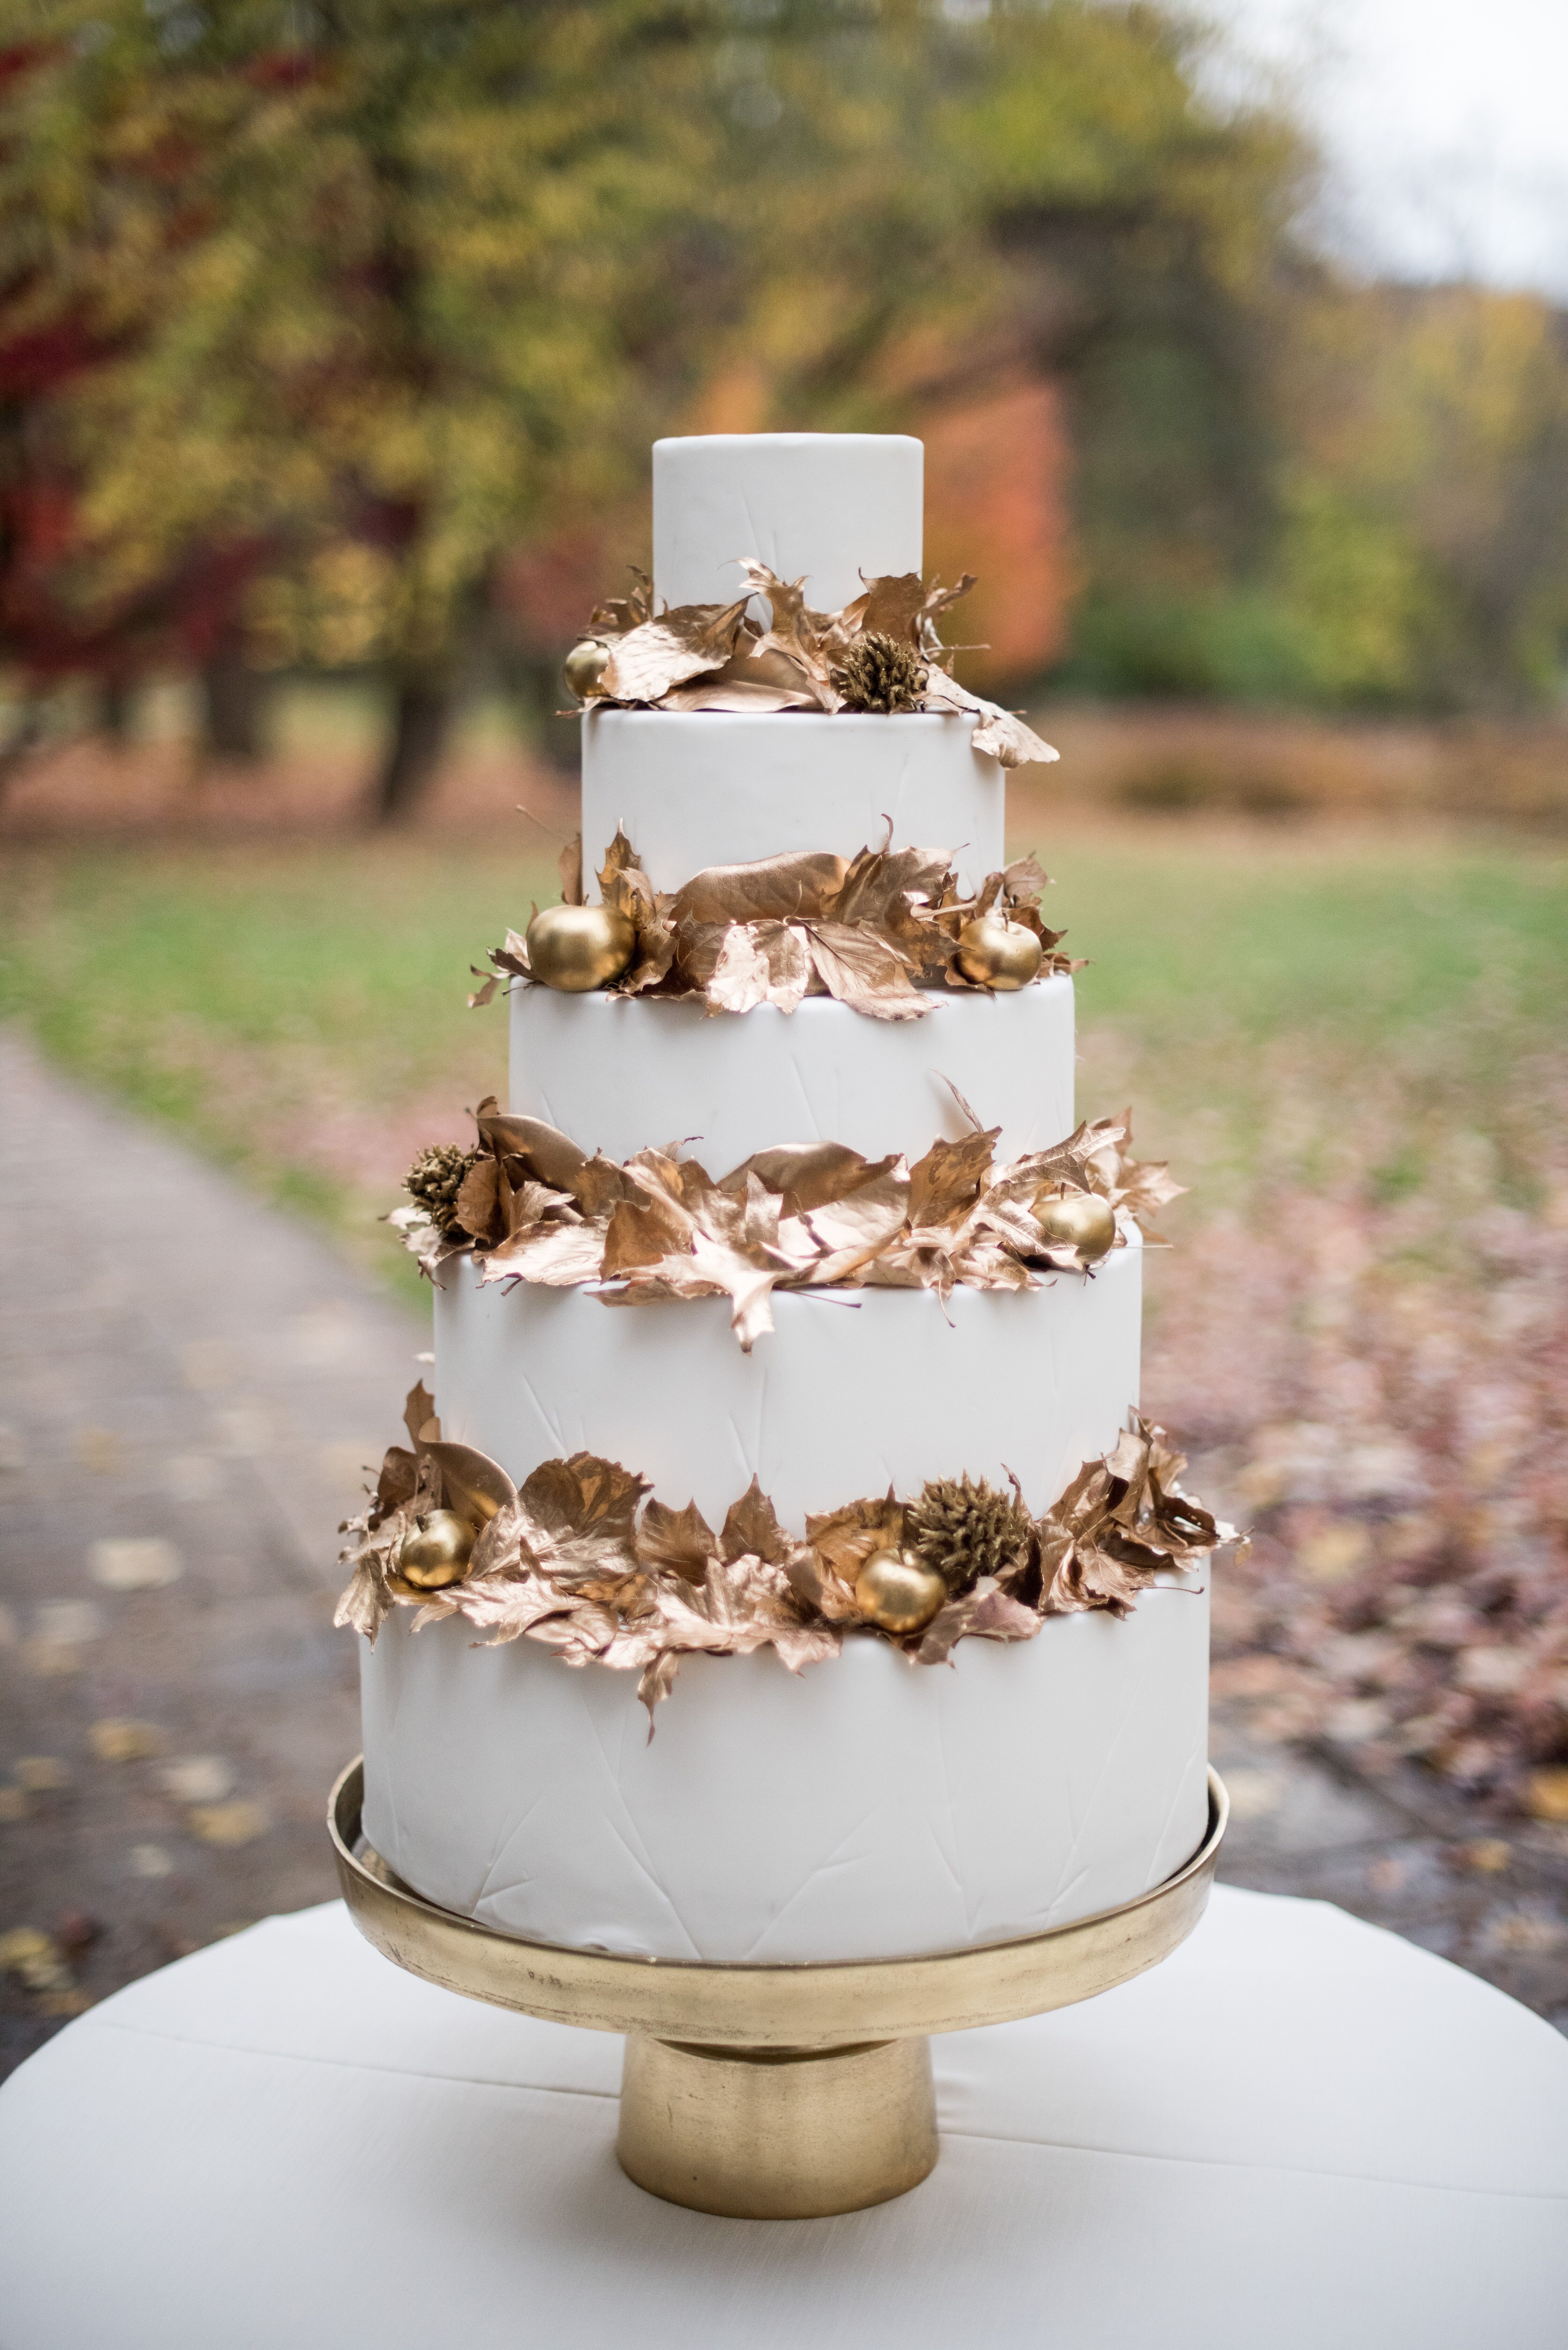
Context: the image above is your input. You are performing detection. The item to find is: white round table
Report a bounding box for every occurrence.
[1,1885,1564,2349]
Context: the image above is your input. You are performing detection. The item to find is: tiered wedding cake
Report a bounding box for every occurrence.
[341,434,1222,1967]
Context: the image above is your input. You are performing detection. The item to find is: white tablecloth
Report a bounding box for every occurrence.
[1,1886,1564,2349]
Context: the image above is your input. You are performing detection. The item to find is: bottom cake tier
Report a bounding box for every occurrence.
[360,1585,1210,1963]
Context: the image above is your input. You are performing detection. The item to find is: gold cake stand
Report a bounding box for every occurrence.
[329,1756,1227,2220]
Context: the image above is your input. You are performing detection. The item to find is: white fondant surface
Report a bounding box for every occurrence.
[431,1251,1140,1529]
[581,709,1005,895]
[360,1589,1208,1962]
[652,432,922,614]
[508,980,1075,1167]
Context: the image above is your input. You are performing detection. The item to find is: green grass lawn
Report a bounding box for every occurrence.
[3,822,1564,1305]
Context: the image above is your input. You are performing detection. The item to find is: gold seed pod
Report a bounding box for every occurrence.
[854,1547,949,1636]
[526,903,636,993]
[398,1509,476,1592]
[562,639,610,701]
[1035,1190,1117,1263]
[956,914,1044,991]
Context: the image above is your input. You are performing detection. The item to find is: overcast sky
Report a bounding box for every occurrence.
[1201,0,1568,299]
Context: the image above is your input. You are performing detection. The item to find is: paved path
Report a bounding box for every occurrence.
[1,1030,1563,2078]
[0,1030,419,2075]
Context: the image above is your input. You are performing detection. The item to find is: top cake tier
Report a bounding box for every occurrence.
[652,432,923,612]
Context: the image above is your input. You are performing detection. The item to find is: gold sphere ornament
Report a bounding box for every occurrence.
[1035,1190,1117,1263]
[955,914,1043,991]
[398,1510,476,1592]
[526,902,636,992]
[854,1548,949,1636]
[562,639,610,701]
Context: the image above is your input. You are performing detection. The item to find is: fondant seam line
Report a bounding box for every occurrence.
[930,2127,1568,2201]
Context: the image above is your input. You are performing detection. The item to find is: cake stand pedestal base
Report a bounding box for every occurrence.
[329,1759,1226,2221]
[619,2031,938,2218]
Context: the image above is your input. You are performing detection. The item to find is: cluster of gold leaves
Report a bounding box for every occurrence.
[335,1394,1239,1720]
[471,830,1082,1024]
[576,562,1059,770]
[389,1102,1184,1351]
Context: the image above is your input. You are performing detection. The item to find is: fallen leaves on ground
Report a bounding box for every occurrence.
[1138,1042,1568,1822]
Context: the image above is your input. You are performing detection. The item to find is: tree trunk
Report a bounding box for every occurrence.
[373,674,455,823]
[0,701,41,803]
[97,674,135,748]
[200,652,267,761]
[524,656,581,773]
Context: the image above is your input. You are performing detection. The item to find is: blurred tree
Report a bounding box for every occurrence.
[3,0,1562,786]
[669,2,1328,700]
[1274,282,1568,711]
[931,3,1317,699]
[0,0,722,814]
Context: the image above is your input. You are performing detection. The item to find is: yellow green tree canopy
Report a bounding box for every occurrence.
[5,0,1561,808]
[2,0,728,803]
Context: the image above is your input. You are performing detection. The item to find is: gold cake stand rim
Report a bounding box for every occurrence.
[329,1755,1227,2049]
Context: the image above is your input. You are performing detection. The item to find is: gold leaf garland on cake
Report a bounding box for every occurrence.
[335,1392,1240,1718]
[562,561,1059,771]
[470,831,1082,1023]
[388,1104,1184,1351]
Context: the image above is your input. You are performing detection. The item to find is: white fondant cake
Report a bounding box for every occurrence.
[429,1252,1141,1530]
[509,980,1076,1170]
[652,431,923,612]
[361,1589,1208,1963]
[582,708,1003,894]
[358,431,1211,1965]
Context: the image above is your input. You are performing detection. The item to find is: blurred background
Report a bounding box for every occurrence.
[1,0,1564,2066]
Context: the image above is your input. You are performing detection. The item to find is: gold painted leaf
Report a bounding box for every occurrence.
[478,1216,610,1288]
[916,1578,1042,1665]
[671,851,847,925]
[637,1498,719,1582]
[589,568,654,636]
[424,1442,518,1528]
[402,1382,439,1450]
[333,1559,388,1641]
[474,1103,591,1197]
[454,1155,506,1245]
[516,1452,649,1586]
[725,1141,881,1216]
[805,1492,907,1586]
[596,825,641,902]
[907,1128,1000,1230]
[1001,853,1050,903]
[736,561,839,706]
[829,843,953,928]
[919,666,1059,768]
[804,923,928,1021]
[374,1445,419,1516]
[802,1162,912,1283]
[705,921,812,1015]
[720,1478,793,1567]
[599,597,750,702]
